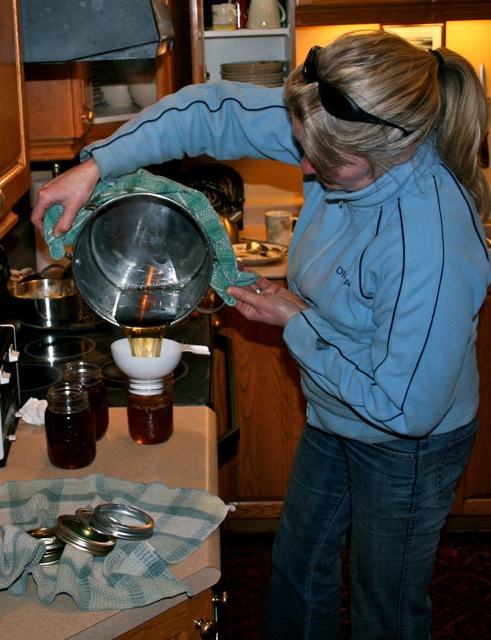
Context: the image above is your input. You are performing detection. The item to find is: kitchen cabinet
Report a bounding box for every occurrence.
[24,0,181,158]
[295,0,491,27]
[450,291,491,528]
[116,589,214,640]
[0,0,30,238]
[24,62,94,162]
[83,48,176,147]
[216,281,306,524]
[189,0,296,84]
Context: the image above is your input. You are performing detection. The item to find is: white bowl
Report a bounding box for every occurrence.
[101,84,132,108]
[111,338,182,379]
[128,82,157,108]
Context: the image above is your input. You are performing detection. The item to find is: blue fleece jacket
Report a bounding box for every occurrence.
[82,81,491,442]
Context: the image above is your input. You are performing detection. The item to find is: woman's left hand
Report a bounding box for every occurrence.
[226,273,309,326]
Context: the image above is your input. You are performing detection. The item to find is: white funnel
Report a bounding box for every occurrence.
[111,338,210,380]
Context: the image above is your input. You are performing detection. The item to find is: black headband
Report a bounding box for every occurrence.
[429,49,445,72]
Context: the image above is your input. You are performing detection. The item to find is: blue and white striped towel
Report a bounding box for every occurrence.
[0,474,232,610]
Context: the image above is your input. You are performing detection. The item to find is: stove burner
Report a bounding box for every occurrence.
[25,336,96,363]
[17,364,61,402]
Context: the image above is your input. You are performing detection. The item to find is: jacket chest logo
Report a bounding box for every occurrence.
[336,265,351,287]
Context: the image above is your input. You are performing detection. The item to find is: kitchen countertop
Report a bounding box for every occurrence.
[0,406,221,639]
[239,226,288,280]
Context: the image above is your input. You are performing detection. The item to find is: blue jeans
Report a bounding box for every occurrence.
[261,418,477,640]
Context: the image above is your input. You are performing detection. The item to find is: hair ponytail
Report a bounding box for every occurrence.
[434,48,490,218]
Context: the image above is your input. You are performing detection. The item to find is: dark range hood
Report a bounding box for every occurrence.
[20,0,174,63]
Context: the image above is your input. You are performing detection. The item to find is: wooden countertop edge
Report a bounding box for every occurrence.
[71,565,222,640]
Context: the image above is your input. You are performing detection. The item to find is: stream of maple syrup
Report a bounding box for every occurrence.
[123,324,170,358]
[117,265,176,358]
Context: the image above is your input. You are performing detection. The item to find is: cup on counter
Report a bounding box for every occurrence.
[265,210,297,246]
[211,3,237,29]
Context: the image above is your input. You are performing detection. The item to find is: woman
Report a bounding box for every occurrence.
[32,31,490,639]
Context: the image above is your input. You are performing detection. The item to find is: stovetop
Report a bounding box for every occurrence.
[11,311,213,408]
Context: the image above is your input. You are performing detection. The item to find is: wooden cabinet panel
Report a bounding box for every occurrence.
[295,0,491,27]
[115,589,214,640]
[216,284,306,520]
[0,0,30,235]
[451,292,491,521]
[24,62,93,161]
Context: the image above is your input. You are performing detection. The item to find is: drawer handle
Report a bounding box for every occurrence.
[0,190,5,211]
[194,618,217,638]
[82,110,95,124]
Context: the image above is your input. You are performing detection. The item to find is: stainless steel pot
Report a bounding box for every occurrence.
[8,278,83,328]
[71,192,213,327]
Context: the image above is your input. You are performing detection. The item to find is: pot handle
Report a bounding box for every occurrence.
[196,287,227,315]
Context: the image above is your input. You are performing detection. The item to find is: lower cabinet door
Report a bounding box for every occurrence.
[115,589,214,640]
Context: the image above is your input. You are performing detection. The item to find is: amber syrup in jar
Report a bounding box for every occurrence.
[126,374,173,444]
[63,361,109,439]
[45,383,96,469]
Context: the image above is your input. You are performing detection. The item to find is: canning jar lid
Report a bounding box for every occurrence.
[55,514,116,556]
[28,527,66,565]
[76,503,154,540]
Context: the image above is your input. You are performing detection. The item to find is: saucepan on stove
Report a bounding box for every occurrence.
[8,274,83,328]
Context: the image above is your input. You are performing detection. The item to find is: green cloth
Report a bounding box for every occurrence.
[0,474,232,610]
[43,169,257,305]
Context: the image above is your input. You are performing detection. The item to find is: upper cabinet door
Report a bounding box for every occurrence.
[295,0,491,26]
[24,62,94,162]
[0,0,30,236]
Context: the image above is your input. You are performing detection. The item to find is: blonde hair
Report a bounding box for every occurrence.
[285,30,490,217]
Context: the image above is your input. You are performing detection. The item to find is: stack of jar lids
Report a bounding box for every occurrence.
[27,503,154,563]
[27,528,66,565]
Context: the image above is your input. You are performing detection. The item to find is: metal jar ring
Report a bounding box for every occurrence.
[76,503,155,540]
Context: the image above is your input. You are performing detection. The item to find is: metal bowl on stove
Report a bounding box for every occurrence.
[8,278,83,328]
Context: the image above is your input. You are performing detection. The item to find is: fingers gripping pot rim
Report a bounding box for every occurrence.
[70,192,214,326]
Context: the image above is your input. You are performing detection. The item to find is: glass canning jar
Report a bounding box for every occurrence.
[126,374,173,445]
[45,383,96,469]
[62,361,109,439]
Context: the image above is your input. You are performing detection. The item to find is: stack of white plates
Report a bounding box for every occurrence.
[220,60,286,87]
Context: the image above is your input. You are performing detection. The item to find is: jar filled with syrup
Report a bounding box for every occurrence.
[62,361,109,439]
[45,383,96,469]
[126,374,173,444]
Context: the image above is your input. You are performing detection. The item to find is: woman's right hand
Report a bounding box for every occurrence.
[31,157,101,236]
